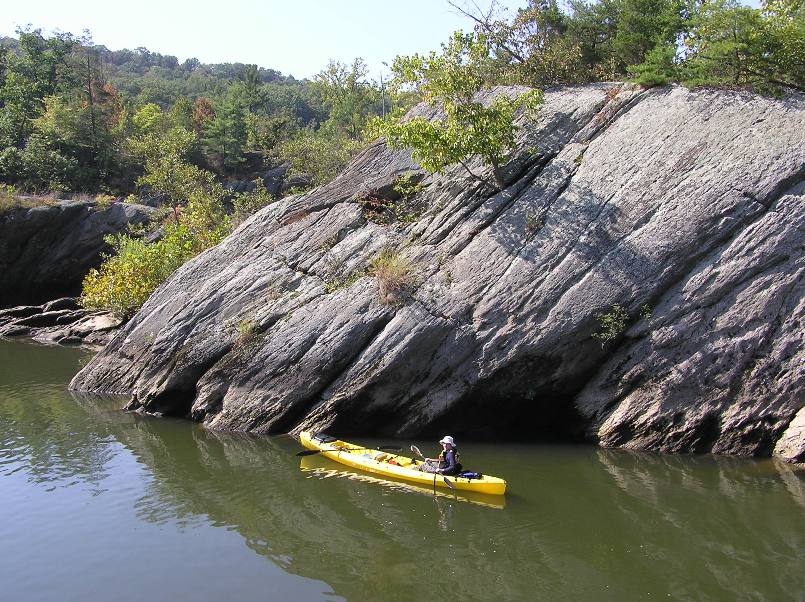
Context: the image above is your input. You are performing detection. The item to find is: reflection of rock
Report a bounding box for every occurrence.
[0,199,153,307]
[772,458,805,511]
[71,84,804,460]
[0,298,122,348]
[594,449,805,599]
[61,406,531,601]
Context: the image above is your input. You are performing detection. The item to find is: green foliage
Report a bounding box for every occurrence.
[0,29,338,196]
[392,172,426,199]
[128,125,224,233]
[234,318,259,347]
[276,128,362,187]
[232,179,275,223]
[94,193,115,209]
[245,112,297,154]
[680,0,805,93]
[613,0,686,69]
[202,90,247,169]
[2,5,801,200]
[629,41,680,85]
[314,58,379,140]
[81,231,190,317]
[132,103,164,133]
[81,139,230,317]
[639,303,652,321]
[369,249,418,304]
[592,303,630,345]
[465,0,590,86]
[81,198,229,317]
[0,183,17,212]
[369,31,544,190]
[324,269,366,293]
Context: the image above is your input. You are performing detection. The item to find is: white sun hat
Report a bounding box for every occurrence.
[439,435,455,446]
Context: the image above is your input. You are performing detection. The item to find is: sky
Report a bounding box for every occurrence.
[0,0,527,80]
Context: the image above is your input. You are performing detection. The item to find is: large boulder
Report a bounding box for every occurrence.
[70,84,804,459]
[0,199,153,307]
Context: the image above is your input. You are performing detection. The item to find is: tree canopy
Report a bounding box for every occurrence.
[370,31,543,190]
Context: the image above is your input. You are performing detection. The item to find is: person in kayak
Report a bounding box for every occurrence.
[417,436,462,475]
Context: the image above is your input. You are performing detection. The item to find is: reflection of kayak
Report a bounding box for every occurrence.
[299,431,507,496]
[299,453,506,509]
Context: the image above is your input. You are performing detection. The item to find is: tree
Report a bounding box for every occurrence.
[450,0,589,85]
[369,31,543,191]
[682,0,805,92]
[628,40,680,85]
[566,0,622,78]
[192,97,215,132]
[0,28,77,147]
[202,92,247,169]
[613,0,686,69]
[314,58,379,139]
[760,0,805,91]
[82,134,231,317]
[130,125,200,221]
[241,64,263,113]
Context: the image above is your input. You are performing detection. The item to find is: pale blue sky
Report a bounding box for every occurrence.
[1,0,526,80]
[1,0,763,80]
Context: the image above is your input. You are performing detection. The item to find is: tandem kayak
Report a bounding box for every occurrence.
[299,431,507,496]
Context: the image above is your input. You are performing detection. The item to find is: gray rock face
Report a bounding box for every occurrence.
[70,84,804,459]
[0,199,153,307]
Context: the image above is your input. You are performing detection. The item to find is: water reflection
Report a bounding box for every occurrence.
[298,453,506,509]
[1,340,803,601]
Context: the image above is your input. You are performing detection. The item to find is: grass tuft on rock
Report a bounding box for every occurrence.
[369,249,417,304]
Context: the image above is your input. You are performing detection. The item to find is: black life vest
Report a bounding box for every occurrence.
[438,448,462,474]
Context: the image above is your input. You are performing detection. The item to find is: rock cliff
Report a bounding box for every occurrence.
[0,199,153,307]
[70,84,805,461]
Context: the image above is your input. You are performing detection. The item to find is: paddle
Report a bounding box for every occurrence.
[296,445,402,457]
[410,445,427,462]
[411,445,456,492]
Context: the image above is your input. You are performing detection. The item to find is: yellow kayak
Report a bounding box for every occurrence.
[299,431,507,496]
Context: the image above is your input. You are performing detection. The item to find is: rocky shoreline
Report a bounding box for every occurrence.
[0,297,122,349]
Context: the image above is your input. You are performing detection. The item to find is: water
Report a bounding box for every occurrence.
[1,340,803,602]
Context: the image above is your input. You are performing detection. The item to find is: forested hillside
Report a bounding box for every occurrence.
[1,0,801,316]
[0,30,382,194]
[1,0,801,197]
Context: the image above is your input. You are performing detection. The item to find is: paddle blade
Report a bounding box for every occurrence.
[410,445,424,459]
[295,449,322,457]
[443,476,456,490]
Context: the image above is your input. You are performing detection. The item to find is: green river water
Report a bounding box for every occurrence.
[1,339,803,601]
